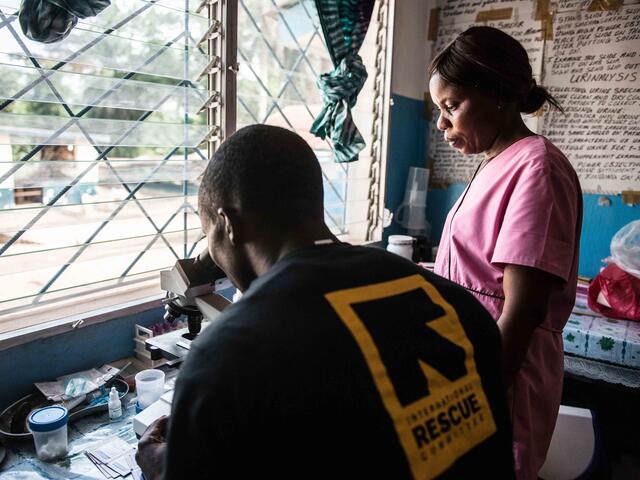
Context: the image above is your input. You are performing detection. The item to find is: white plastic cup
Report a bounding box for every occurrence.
[28,405,68,462]
[135,369,165,410]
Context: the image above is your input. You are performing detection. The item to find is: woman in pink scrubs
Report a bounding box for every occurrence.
[429,27,582,480]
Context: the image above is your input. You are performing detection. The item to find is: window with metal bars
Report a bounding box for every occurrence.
[0,0,216,333]
[236,0,392,243]
[0,0,392,335]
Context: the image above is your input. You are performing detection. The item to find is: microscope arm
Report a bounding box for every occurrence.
[194,293,231,321]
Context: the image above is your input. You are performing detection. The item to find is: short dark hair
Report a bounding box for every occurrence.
[198,124,324,229]
[429,26,563,114]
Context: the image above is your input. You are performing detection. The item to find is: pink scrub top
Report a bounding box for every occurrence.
[434,135,582,480]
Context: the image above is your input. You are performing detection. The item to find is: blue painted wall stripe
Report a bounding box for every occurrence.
[0,308,163,410]
[383,93,428,241]
[426,188,638,280]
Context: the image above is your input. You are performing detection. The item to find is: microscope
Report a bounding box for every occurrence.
[144,248,232,360]
[134,248,231,437]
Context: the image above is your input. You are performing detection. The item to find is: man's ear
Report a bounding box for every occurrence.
[217,207,241,245]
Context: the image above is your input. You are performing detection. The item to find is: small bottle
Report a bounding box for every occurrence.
[108,387,122,420]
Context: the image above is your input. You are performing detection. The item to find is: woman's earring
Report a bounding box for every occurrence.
[497,104,503,110]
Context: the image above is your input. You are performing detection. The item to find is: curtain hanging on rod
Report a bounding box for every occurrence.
[310,0,375,163]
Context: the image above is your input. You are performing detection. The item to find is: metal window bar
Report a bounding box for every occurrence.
[184,0,191,258]
[238,0,317,124]
[292,0,350,230]
[236,0,349,231]
[0,0,222,310]
[0,24,191,251]
[0,28,188,182]
[266,0,349,204]
[240,0,348,179]
[0,1,159,111]
[3,18,188,260]
[236,46,344,230]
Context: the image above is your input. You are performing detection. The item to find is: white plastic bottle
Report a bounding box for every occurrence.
[108,386,122,420]
[387,235,415,261]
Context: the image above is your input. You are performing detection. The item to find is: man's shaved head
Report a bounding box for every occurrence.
[198,124,324,229]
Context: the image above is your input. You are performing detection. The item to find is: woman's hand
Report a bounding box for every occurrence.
[136,415,169,480]
[498,264,560,388]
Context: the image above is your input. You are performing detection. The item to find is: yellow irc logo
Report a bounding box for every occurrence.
[325,274,496,479]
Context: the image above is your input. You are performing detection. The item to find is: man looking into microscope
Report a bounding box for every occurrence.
[136,125,514,479]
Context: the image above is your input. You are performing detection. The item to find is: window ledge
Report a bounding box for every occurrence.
[0,285,164,352]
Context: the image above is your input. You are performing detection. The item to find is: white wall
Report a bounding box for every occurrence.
[390,0,437,100]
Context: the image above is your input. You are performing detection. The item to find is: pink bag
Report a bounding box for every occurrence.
[588,263,640,321]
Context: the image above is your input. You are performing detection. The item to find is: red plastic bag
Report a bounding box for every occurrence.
[588,263,640,321]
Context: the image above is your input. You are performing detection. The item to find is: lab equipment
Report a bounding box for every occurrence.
[85,435,140,478]
[160,247,230,343]
[108,387,122,420]
[133,390,173,437]
[387,235,414,260]
[147,247,230,361]
[0,378,128,445]
[35,364,120,402]
[135,369,165,410]
[28,405,68,461]
[395,167,431,238]
[133,324,168,369]
[133,248,230,437]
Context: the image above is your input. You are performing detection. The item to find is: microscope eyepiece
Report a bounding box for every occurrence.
[192,248,225,280]
[196,248,216,269]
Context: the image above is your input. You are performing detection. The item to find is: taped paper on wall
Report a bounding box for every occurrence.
[428,8,440,41]
[428,1,640,193]
[475,8,513,22]
[587,0,624,11]
[541,5,640,193]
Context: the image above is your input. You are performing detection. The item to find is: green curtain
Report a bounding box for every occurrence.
[19,0,111,43]
[311,0,375,163]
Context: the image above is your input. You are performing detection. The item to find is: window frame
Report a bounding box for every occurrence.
[0,0,394,346]
[0,0,234,345]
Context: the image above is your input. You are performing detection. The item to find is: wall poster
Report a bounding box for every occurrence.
[428,0,640,193]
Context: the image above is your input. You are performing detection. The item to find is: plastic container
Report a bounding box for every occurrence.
[135,369,165,410]
[395,167,431,237]
[108,386,123,420]
[387,235,414,260]
[27,405,68,461]
[611,219,640,277]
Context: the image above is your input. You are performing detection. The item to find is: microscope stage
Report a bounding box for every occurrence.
[146,323,211,360]
[175,337,193,351]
